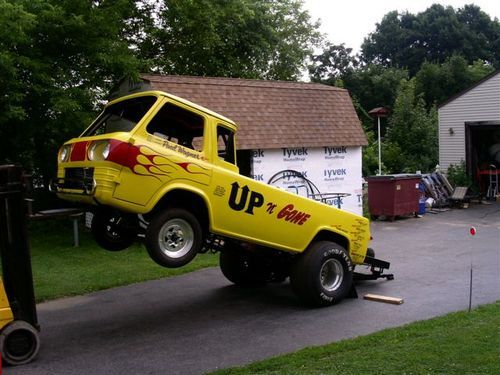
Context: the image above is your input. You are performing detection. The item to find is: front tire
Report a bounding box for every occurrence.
[290,241,353,307]
[145,208,202,268]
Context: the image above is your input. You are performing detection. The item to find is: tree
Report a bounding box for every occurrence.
[361,4,500,74]
[146,0,321,80]
[456,4,500,67]
[308,43,358,86]
[311,4,497,176]
[415,55,495,107]
[361,11,423,73]
[0,0,322,182]
[343,65,408,120]
[308,46,408,125]
[0,1,35,150]
[0,0,146,182]
[384,79,438,173]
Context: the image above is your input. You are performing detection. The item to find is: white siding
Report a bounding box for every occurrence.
[438,71,500,170]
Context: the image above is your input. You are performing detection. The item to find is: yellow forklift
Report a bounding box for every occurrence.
[0,165,40,366]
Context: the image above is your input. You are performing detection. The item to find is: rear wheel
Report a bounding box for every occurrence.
[0,320,40,366]
[290,241,353,307]
[91,210,137,251]
[145,208,202,268]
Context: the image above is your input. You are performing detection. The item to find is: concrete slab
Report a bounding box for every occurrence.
[6,203,500,375]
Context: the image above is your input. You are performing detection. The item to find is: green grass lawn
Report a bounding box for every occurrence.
[28,220,219,302]
[210,301,500,374]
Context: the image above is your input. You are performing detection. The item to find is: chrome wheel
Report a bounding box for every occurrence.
[105,217,122,239]
[146,208,202,268]
[320,258,344,292]
[158,218,194,259]
[291,241,353,306]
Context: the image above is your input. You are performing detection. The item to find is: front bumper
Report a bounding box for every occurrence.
[50,167,96,195]
[52,165,121,205]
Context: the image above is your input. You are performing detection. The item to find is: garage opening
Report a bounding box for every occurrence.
[465,121,500,192]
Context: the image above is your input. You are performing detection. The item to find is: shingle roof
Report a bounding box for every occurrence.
[141,74,367,150]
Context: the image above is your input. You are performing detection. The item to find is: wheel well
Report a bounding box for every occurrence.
[311,230,349,252]
[147,189,209,233]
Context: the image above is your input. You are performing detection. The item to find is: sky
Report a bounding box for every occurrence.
[303,0,500,53]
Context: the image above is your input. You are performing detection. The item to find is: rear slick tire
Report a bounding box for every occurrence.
[290,241,353,307]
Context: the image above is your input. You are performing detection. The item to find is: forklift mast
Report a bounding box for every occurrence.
[0,165,40,366]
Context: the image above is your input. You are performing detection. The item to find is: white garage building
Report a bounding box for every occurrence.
[438,70,500,187]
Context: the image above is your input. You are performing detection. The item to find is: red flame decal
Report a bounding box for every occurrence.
[107,140,208,179]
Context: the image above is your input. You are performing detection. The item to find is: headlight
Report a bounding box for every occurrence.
[88,140,111,161]
[58,145,72,162]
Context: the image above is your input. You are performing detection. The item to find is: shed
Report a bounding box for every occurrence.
[112,75,367,214]
[438,70,500,190]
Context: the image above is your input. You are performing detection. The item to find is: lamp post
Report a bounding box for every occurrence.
[368,107,389,175]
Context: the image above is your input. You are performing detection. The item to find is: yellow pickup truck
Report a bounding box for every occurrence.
[53,90,391,306]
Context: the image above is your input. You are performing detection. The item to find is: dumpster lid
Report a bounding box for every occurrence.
[366,174,422,181]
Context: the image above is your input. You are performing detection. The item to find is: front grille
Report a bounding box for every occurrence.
[63,167,94,189]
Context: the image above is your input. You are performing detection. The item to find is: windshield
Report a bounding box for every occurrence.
[82,96,157,136]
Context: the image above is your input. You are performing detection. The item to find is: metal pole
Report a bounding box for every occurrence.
[377,116,382,175]
[468,266,473,312]
[468,227,476,312]
[72,216,79,247]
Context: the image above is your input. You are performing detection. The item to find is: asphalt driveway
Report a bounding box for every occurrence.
[7,202,500,375]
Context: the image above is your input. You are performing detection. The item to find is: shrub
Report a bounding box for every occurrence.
[446,161,472,187]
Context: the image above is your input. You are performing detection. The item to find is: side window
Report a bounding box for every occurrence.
[146,103,204,151]
[217,125,236,164]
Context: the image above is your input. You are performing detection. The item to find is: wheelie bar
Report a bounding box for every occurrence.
[353,256,394,281]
